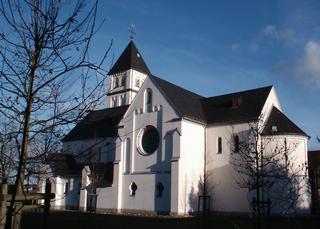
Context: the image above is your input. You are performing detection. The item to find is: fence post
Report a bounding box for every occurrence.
[0,179,8,229]
[43,179,51,229]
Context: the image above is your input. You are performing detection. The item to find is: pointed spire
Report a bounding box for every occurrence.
[108,41,150,75]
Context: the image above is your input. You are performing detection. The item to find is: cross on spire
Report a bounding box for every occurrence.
[129,24,136,40]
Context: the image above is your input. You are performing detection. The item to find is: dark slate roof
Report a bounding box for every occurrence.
[62,105,129,142]
[151,75,272,125]
[262,106,308,137]
[308,150,320,171]
[48,153,82,176]
[108,41,151,75]
[201,86,272,124]
[150,75,206,122]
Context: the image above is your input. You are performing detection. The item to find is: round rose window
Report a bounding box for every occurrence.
[137,126,160,155]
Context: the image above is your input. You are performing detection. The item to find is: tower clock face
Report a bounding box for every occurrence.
[137,125,160,155]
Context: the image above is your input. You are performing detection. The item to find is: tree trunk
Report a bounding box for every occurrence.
[256,150,261,229]
[5,110,31,229]
[0,180,8,229]
[5,50,37,229]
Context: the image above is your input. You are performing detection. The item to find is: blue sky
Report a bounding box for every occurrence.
[92,0,320,149]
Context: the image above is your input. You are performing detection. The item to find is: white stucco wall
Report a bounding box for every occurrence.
[205,122,310,214]
[58,137,118,210]
[206,123,251,213]
[116,76,181,213]
[177,119,205,214]
[96,186,118,210]
[50,176,80,209]
[261,135,310,214]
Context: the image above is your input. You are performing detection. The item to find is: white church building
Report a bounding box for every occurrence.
[49,41,310,215]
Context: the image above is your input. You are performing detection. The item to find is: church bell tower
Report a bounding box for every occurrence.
[107,41,150,108]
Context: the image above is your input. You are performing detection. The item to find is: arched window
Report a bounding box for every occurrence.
[124,138,131,173]
[64,180,69,194]
[217,137,222,154]
[144,88,152,112]
[122,95,126,105]
[135,78,140,87]
[147,89,152,105]
[234,135,239,153]
[129,182,137,196]
[121,76,126,87]
[115,77,119,88]
[112,97,117,107]
[156,182,164,198]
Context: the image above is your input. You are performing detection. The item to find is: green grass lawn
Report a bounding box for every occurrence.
[21,210,320,229]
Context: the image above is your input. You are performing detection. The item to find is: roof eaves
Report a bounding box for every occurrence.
[261,131,310,137]
[206,116,258,127]
[181,115,207,126]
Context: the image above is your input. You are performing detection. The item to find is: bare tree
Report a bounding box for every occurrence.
[230,116,308,227]
[0,119,19,183]
[0,0,111,228]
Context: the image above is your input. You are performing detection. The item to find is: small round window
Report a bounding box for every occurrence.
[137,126,160,155]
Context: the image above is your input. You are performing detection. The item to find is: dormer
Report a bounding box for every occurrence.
[107,41,150,108]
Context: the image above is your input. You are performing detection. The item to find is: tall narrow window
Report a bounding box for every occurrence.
[121,95,126,105]
[145,88,152,112]
[135,78,140,87]
[147,89,152,105]
[64,181,69,194]
[112,97,117,107]
[115,77,119,88]
[121,76,126,87]
[124,138,131,173]
[69,178,74,191]
[234,135,239,153]
[217,137,222,154]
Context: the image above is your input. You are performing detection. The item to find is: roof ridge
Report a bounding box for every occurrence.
[150,74,205,98]
[204,85,273,100]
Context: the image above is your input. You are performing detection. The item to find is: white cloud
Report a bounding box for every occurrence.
[297,40,320,86]
[303,41,320,76]
[276,40,320,88]
[262,25,295,43]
